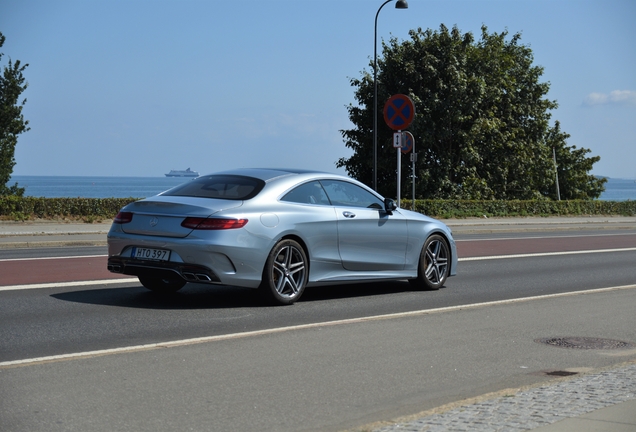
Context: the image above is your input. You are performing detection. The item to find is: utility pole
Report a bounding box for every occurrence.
[553,147,561,201]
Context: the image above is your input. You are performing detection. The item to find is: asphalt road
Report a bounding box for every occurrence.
[1,220,636,431]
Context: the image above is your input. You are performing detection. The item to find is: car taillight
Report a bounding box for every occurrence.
[113,211,133,224]
[181,217,248,230]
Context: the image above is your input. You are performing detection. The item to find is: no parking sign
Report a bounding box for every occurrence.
[401,131,414,154]
[383,94,415,130]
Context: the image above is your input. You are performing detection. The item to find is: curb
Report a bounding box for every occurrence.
[0,240,108,249]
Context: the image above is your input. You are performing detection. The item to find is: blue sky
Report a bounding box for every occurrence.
[2,0,635,178]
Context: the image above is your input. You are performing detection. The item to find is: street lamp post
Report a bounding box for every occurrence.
[373,0,408,191]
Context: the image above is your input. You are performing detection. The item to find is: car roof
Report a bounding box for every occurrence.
[208,168,332,182]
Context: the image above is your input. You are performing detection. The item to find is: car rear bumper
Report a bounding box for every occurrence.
[107,256,221,284]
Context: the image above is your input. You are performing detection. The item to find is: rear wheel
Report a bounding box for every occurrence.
[409,234,450,290]
[138,275,186,293]
[260,239,308,305]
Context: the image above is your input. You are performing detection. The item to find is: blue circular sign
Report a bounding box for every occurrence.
[401,131,414,154]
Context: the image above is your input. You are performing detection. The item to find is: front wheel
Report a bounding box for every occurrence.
[260,239,308,305]
[138,275,186,293]
[409,234,450,291]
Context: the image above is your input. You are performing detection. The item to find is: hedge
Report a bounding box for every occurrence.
[0,196,138,221]
[409,199,636,218]
[0,196,634,221]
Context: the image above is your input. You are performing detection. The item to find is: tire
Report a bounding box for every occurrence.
[260,239,308,305]
[138,275,186,293]
[409,234,450,291]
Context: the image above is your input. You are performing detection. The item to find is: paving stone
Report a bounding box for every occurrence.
[374,364,636,432]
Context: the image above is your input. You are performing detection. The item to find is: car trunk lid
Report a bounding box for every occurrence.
[120,196,243,237]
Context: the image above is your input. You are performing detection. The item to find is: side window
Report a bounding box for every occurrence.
[320,180,384,209]
[281,181,331,205]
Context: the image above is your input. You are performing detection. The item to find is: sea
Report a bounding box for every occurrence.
[7,175,636,201]
[9,176,190,199]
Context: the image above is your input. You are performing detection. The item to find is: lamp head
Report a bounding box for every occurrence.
[395,0,408,9]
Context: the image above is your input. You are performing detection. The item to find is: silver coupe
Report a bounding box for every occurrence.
[107,168,457,305]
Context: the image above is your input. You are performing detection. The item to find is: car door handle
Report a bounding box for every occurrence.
[342,211,356,218]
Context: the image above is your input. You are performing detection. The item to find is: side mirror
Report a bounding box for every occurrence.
[384,198,397,214]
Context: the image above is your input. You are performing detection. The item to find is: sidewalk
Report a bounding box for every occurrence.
[0,220,112,248]
[444,215,636,234]
[534,399,636,432]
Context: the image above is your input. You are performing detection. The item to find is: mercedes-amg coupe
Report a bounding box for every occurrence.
[107,168,457,305]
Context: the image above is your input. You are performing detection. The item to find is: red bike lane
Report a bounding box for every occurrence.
[0,256,130,286]
[456,233,636,258]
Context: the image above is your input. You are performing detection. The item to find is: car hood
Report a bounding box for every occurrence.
[119,196,243,237]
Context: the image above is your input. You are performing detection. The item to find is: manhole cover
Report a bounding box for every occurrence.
[545,370,578,377]
[535,337,636,350]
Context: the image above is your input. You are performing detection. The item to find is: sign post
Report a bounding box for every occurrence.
[401,131,416,209]
[393,131,403,206]
[384,95,415,207]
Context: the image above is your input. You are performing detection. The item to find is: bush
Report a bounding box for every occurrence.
[408,199,636,218]
[0,196,138,221]
[0,196,634,222]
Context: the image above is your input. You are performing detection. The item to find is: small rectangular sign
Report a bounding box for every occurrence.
[393,132,402,148]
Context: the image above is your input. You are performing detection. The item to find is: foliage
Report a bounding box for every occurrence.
[0,196,137,220]
[548,122,605,199]
[0,31,29,197]
[0,196,632,221]
[338,25,606,200]
[410,199,636,219]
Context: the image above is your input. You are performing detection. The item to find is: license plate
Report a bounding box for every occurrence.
[132,247,170,261]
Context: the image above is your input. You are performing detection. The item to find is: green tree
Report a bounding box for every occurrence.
[0,31,29,197]
[338,25,606,200]
[548,121,605,200]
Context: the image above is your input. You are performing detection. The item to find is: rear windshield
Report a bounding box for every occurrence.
[161,175,265,200]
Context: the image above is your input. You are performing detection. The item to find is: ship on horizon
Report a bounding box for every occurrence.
[165,168,200,177]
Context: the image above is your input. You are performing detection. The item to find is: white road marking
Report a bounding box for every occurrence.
[458,247,636,261]
[0,278,137,292]
[0,254,106,262]
[456,232,636,242]
[2,284,635,369]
